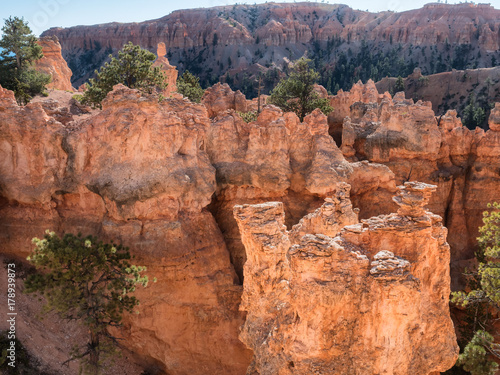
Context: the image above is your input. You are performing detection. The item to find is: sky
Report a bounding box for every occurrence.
[1,0,498,37]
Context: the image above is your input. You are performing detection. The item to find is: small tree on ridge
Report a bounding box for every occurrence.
[25,231,151,375]
[0,16,50,104]
[177,70,205,103]
[269,57,333,121]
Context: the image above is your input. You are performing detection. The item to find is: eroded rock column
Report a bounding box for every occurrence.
[235,182,458,375]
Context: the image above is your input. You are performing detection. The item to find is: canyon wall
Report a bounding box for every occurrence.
[40,3,500,88]
[0,84,251,375]
[0,81,395,373]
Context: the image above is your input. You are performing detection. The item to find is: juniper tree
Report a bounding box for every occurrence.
[25,231,151,375]
[269,57,333,121]
[82,42,166,108]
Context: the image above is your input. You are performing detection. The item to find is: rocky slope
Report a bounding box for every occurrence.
[41,2,500,91]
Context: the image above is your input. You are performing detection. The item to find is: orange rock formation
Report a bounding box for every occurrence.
[2,77,498,374]
[152,42,178,96]
[234,182,458,374]
[0,84,251,375]
[328,80,500,263]
[35,36,73,91]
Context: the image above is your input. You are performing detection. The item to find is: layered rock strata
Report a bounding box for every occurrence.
[234,182,458,375]
[42,3,500,87]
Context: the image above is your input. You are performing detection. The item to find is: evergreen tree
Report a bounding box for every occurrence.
[82,42,166,108]
[0,16,50,104]
[177,70,205,103]
[394,75,405,93]
[269,57,333,121]
[451,202,500,375]
[25,231,152,375]
[462,94,487,129]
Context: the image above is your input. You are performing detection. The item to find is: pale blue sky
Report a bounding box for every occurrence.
[0,0,495,36]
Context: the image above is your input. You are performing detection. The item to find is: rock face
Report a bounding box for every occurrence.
[35,36,73,91]
[41,3,500,88]
[328,80,500,263]
[234,182,458,375]
[202,83,251,117]
[152,42,178,96]
[206,103,396,280]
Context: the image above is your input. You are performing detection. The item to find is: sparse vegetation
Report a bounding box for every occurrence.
[237,110,258,123]
[81,42,166,108]
[461,93,488,129]
[25,231,153,375]
[394,76,405,93]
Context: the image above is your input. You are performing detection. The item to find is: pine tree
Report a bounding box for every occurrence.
[451,202,500,375]
[25,231,152,375]
[0,16,51,104]
[177,70,205,103]
[394,75,405,93]
[461,94,487,129]
[269,57,333,121]
[81,42,166,108]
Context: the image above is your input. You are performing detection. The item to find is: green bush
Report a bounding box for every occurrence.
[0,16,51,105]
[237,110,258,123]
[451,202,500,374]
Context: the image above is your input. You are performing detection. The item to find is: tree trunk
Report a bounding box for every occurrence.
[89,330,100,375]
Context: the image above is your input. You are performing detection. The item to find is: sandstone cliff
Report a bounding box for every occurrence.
[0,84,251,375]
[205,93,396,280]
[41,2,500,90]
[234,182,458,374]
[35,36,73,91]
